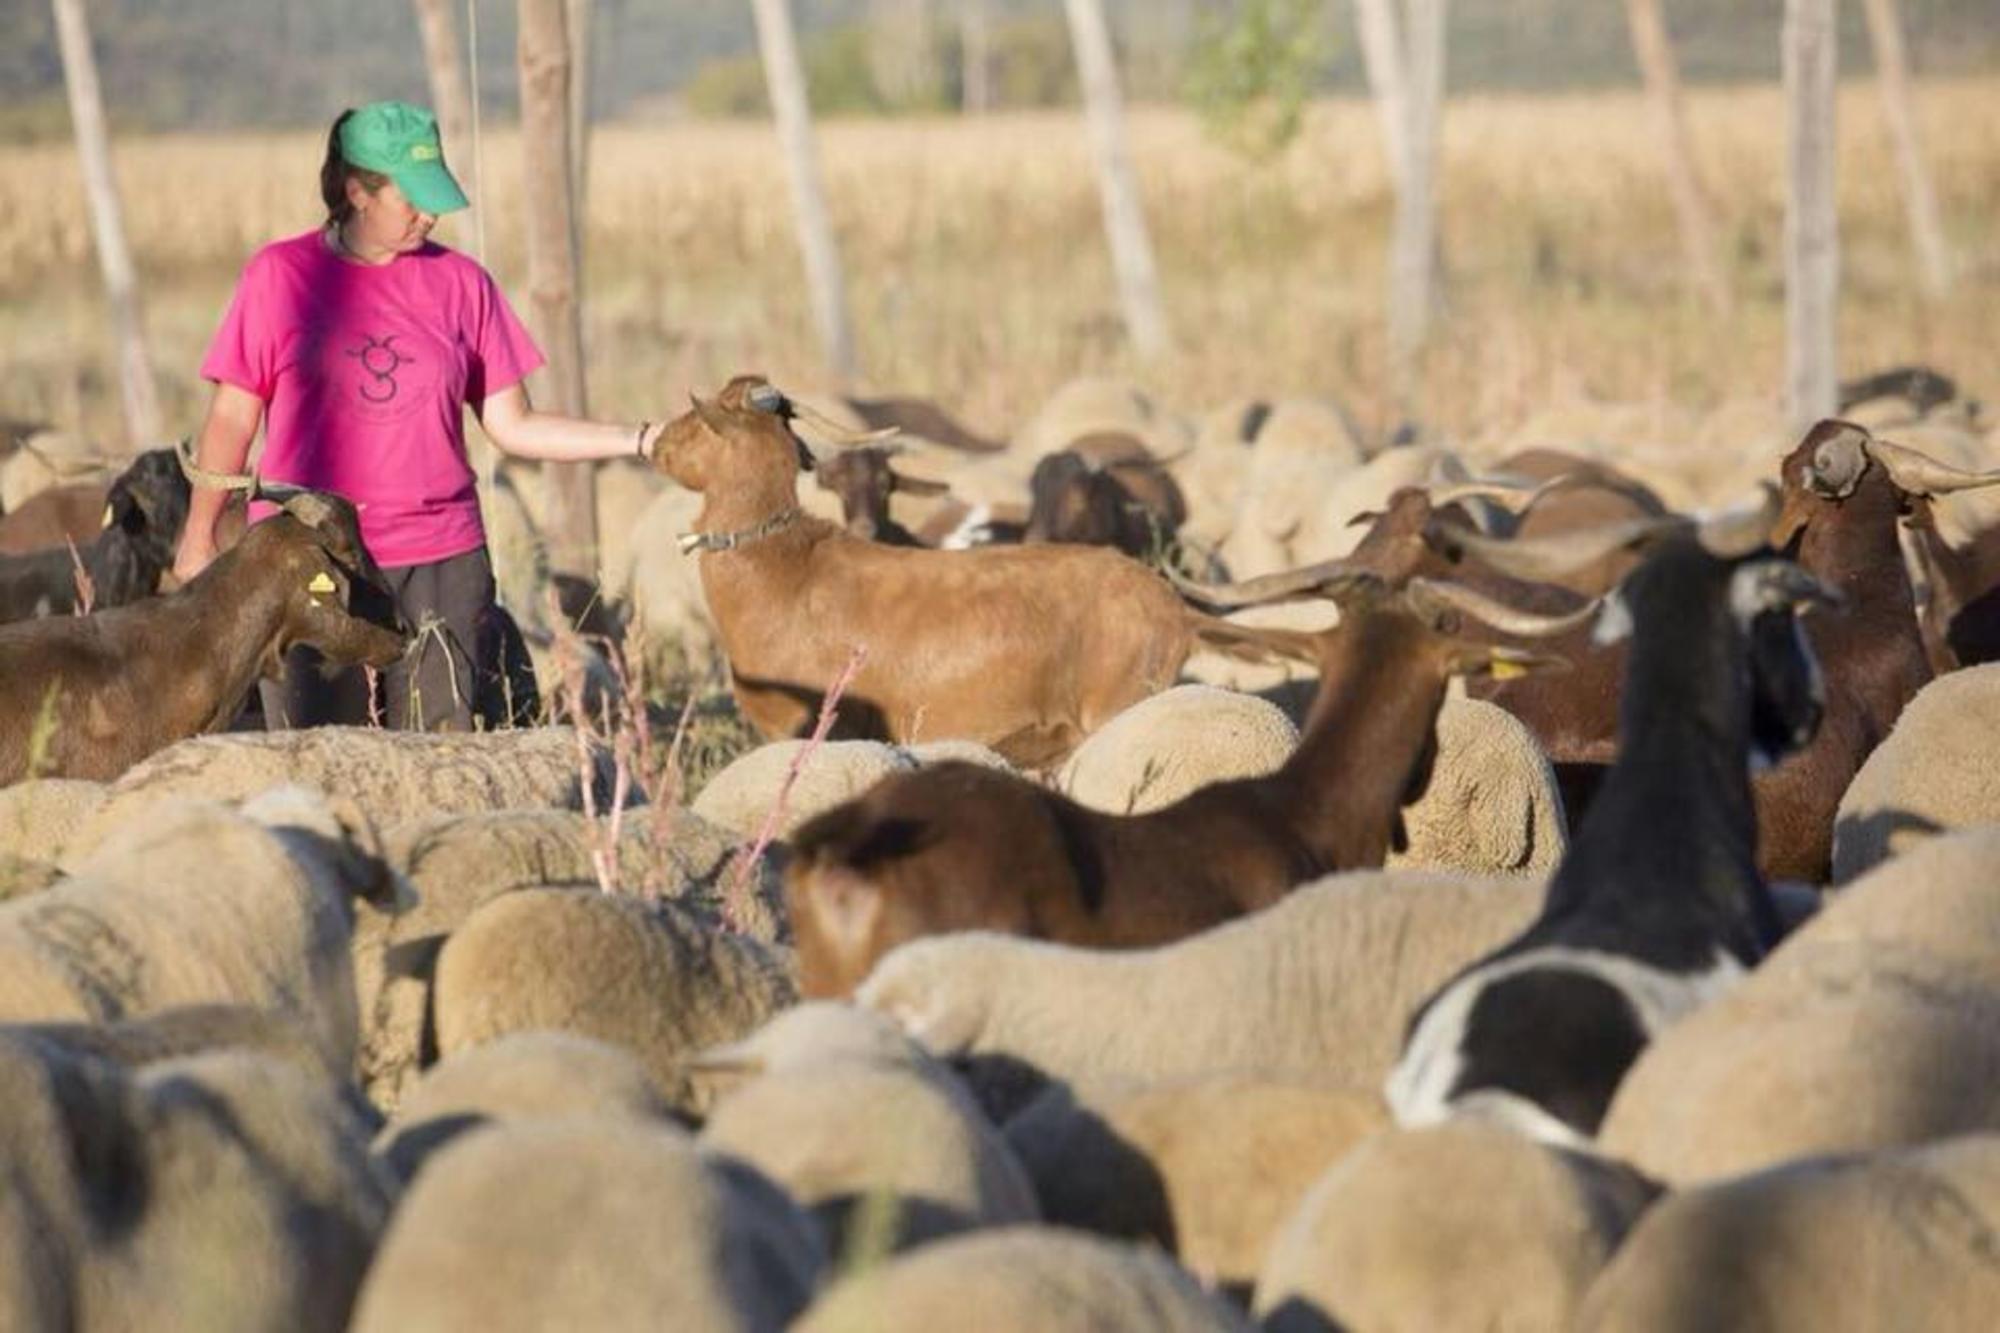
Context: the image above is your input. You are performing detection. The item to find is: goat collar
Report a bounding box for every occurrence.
[677,506,803,556]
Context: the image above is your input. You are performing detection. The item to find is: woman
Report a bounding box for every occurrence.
[173,99,660,732]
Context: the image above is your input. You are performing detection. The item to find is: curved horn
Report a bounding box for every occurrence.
[1428,479,1546,514]
[1512,468,1670,519]
[178,437,258,493]
[1403,577,1604,639]
[1865,435,2000,497]
[1168,558,1371,610]
[785,395,901,448]
[1693,481,1782,560]
[1425,513,1678,583]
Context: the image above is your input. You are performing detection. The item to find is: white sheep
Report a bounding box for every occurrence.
[17,1001,327,1076]
[1014,376,1197,461]
[1056,684,1299,814]
[1179,396,1368,549]
[691,738,916,839]
[0,787,408,1076]
[1578,1134,2000,1331]
[375,1031,675,1179]
[1252,1121,1658,1333]
[694,1013,1041,1252]
[1386,696,1569,877]
[357,806,787,1112]
[791,1225,1255,1332]
[0,1039,393,1333]
[1830,663,2000,883]
[349,1118,824,1332]
[431,887,796,1116]
[59,726,618,865]
[854,869,1544,1095]
[1003,1075,1388,1292]
[0,428,101,513]
[1223,441,1462,580]
[1600,826,2000,1185]
[0,777,108,866]
[622,484,721,679]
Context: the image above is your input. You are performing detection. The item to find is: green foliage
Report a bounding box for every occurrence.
[1184,0,1329,161]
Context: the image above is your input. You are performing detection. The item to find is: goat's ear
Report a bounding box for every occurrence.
[1346,508,1385,530]
[794,434,817,472]
[799,865,884,965]
[889,470,950,497]
[689,392,734,439]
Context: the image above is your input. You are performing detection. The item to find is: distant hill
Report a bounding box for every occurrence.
[3,0,1994,139]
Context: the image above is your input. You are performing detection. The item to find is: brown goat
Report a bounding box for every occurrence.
[1491,449,1668,595]
[1022,445,1189,561]
[650,376,1246,769]
[0,489,407,783]
[783,574,1571,998]
[813,444,949,546]
[1429,421,1994,884]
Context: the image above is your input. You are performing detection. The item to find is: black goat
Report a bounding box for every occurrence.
[1386,509,1835,1147]
[0,447,189,623]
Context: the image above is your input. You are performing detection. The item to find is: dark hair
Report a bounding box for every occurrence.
[320,109,390,227]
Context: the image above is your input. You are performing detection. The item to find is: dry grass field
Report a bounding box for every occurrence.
[0,76,1996,455]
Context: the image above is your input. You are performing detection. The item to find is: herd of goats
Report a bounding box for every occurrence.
[0,361,1997,1319]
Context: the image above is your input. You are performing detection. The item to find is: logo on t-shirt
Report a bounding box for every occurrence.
[346,333,415,405]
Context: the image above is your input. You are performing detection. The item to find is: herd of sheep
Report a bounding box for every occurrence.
[0,363,1997,1330]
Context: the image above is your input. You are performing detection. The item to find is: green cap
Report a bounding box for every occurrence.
[339,100,470,215]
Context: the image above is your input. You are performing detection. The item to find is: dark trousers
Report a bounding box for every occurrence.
[261,545,497,734]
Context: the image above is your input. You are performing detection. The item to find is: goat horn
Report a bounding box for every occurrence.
[1425,513,1678,582]
[783,395,902,448]
[1515,469,1670,519]
[1168,558,1370,610]
[1865,436,2000,496]
[1403,577,1603,638]
[1428,478,1545,513]
[1693,481,1783,559]
[178,437,260,493]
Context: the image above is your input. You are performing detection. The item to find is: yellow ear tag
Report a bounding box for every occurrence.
[1488,658,1529,681]
[100,505,114,529]
[307,572,337,595]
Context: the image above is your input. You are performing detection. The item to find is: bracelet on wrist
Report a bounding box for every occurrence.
[634,420,653,459]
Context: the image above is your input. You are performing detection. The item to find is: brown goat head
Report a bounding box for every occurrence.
[238,493,407,676]
[1773,418,2000,548]
[654,375,811,492]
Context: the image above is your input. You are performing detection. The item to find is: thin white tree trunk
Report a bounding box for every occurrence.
[412,0,481,257]
[1784,0,1839,429]
[750,0,860,386]
[1352,0,1412,196]
[961,0,990,114]
[1625,0,1730,314]
[1062,0,1170,359]
[517,0,597,576]
[1860,0,1951,299]
[1386,0,1445,407]
[51,0,161,452]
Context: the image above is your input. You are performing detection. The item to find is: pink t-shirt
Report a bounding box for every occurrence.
[201,229,544,568]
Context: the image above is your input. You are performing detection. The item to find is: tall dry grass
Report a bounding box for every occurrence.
[1,78,1996,454]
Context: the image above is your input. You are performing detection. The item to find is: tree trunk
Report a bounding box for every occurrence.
[1062,0,1170,359]
[1784,0,1839,429]
[51,0,161,453]
[566,0,593,207]
[517,0,597,577]
[1625,0,1730,314]
[869,0,941,109]
[1352,0,1412,196]
[1860,0,1951,300]
[750,0,860,386]
[412,0,480,256]
[960,0,990,114]
[1386,0,1446,411]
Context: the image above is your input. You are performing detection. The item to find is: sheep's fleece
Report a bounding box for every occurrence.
[349,1118,823,1333]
